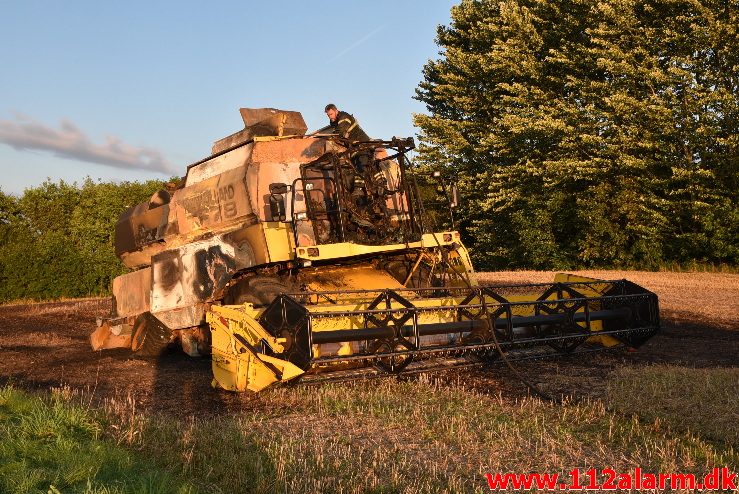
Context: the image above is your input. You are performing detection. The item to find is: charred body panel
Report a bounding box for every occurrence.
[210,108,308,155]
[112,267,152,318]
[114,197,170,259]
[151,237,243,325]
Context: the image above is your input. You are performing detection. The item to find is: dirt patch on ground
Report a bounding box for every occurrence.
[1,271,736,416]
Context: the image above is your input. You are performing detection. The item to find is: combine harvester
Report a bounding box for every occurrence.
[91,108,660,392]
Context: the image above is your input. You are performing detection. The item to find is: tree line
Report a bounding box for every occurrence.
[0,179,164,302]
[414,0,738,270]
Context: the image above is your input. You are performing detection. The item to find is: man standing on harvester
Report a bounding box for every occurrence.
[324,103,378,216]
[324,103,374,173]
[324,103,370,143]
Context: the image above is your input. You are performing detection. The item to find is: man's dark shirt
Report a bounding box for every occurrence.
[330,111,370,142]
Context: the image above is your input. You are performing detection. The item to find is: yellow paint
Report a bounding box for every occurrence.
[207,305,303,392]
[302,264,403,293]
[294,231,462,261]
[263,222,295,262]
[553,273,620,346]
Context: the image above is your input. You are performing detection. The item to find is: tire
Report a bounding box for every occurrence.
[132,312,173,358]
[223,276,290,307]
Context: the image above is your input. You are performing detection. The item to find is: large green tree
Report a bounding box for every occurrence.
[415,0,739,269]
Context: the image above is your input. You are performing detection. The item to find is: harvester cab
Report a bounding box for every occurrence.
[91,107,660,393]
[269,136,425,248]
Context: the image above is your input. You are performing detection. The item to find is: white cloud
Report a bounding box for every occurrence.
[0,114,176,174]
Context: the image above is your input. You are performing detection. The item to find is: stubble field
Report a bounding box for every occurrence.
[0,270,737,493]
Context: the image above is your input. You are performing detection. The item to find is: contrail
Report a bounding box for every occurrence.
[328,23,389,63]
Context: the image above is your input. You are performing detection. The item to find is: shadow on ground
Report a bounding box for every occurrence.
[0,298,736,415]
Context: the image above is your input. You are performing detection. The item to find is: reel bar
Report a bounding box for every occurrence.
[309,307,633,345]
[310,325,654,365]
[283,279,626,302]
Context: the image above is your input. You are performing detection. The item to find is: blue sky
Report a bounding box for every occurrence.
[0,1,457,195]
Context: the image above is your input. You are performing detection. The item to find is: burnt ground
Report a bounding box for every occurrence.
[0,271,737,417]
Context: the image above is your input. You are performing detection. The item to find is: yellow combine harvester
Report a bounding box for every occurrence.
[91,108,660,392]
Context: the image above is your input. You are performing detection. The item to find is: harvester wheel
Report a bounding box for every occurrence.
[131,312,173,358]
[224,276,289,307]
[369,338,414,373]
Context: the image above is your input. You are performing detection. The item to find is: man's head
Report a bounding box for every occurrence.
[325,103,338,122]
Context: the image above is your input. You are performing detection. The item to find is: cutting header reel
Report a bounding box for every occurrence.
[208,273,659,392]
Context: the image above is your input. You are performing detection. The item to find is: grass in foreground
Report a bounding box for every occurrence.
[1,366,738,493]
[0,386,196,494]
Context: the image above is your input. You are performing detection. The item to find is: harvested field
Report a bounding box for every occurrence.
[0,271,736,416]
[1,271,737,493]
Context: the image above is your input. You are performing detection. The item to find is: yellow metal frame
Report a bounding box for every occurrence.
[554,273,620,347]
[291,291,607,336]
[207,304,303,392]
[294,231,465,261]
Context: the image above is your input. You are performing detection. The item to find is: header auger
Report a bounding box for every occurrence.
[91,107,660,392]
[208,274,659,391]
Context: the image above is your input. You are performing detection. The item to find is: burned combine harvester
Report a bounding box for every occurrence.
[92,108,660,392]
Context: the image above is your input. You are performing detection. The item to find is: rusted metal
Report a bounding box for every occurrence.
[90,320,132,351]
